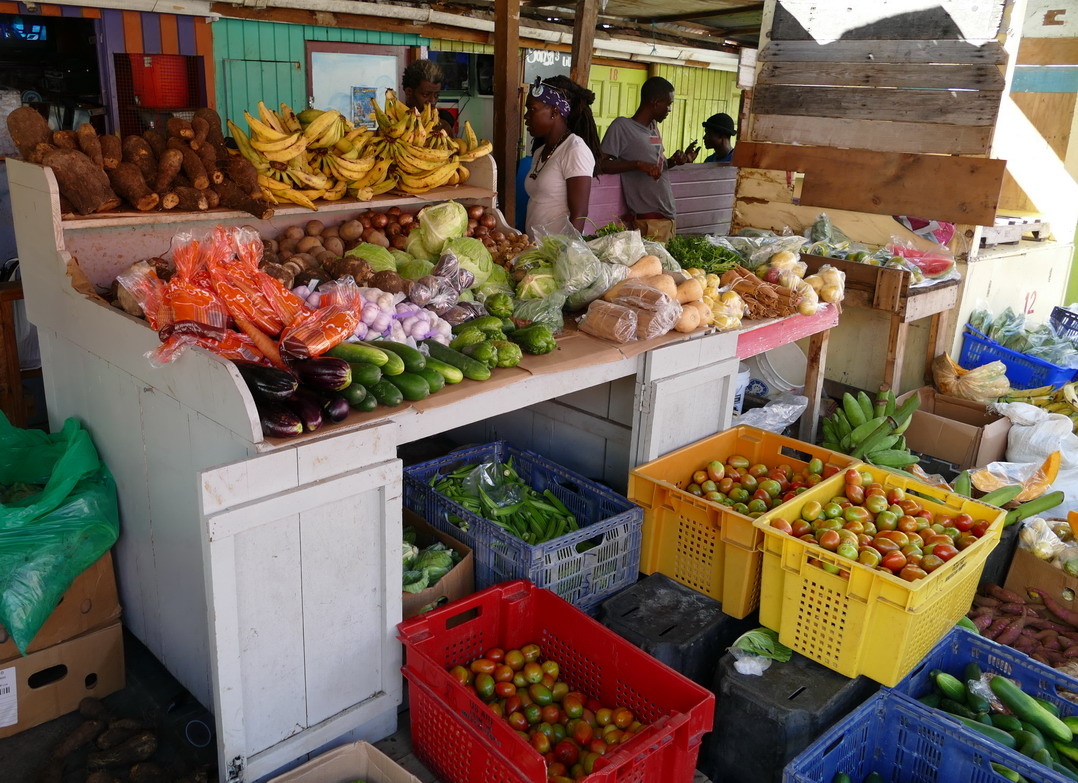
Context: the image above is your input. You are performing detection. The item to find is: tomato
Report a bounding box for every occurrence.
[895,515,918,534]
[808,458,824,475]
[759,479,783,498]
[524,703,542,724]
[542,705,562,724]
[707,460,725,482]
[507,711,529,732]
[768,468,788,483]
[571,719,594,746]
[857,533,873,548]
[900,544,922,558]
[858,548,882,568]
[701,480,718,494]
[449,665,472,685]
[843,506,870,525]
[726,468,741,482]
[495,681,517,699]
[807,474,824,487]
[595,708,613,727]
[815,517,842,532]
[822,465,840,478]
[899,565,928,582]
[799,533,817,543]
[604,728,625,745]
[875,511,898,531]
[554,740,580,766]
[728,455,750,470]
[791,519,812,538]
[823,501,844,519]
[552,682,569,702]
[972,520,991,538]
[864,494,888,515]
[920,554,944,573]
[845,484,865,505]
[749,463,769,478]
[741,475,759,492]
[687,484,703,496]
[905,552,923,567]
[552,722,567,741]
[541,660,560,680]
[871,537,900,555]
[880,530,909,546]
[532,731,551,754]
[613,708,634,729]
[504,649,525,671]
[881,551,907,573]
[549,761,568,777]
[837,542,858,560]
[842,518,865,535]
[513,672,528,689]
[493,664,514,683]
[562,694,584,719]
[729,488,750,503]
[770,518,793,535]
[523,662,544,684]
[957,533,979,550]
[863,522,877,537]
[529,684,553,706]
[589,738,609,756]
[778,463,794,479]
[521,643,542,663]
[845,468,863,487]
[475,673,496,701]
[801,501,823,522]
[718,478,735,494]
[952,513,975,532]
[818,530,841,551]
[471,658,497,675]
[505,694,523,715]
[747,499,768,513]
[692,470,708,485]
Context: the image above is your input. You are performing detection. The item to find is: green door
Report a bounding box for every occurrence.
[588,65,648,143]
[222,59,304,129]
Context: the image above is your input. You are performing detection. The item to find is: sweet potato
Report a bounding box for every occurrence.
[121,135,156,184]
[998,613,1028,646]
[96,723,141,750]
[85,772,120,783]
[87,730,157,769]
[1031,588,1078,627]
[100,133,121,169]
[972,614,993,632]
[153,148,183,192]
[984,616,1011,640]
[129,761,169,783]
[6,105,51,158]
[107,162,160,211]
[973,594,1002,608]
[171,186,208,211]
[53,718,105,758]
[51,129,77,149]
[142,128,166,160]
[987,585,1026,604]
[193,107,226,147]
[76,123,103,168]
[166,116,194,140]
[1001,603,1039,616]
[41,148,121,214]
[226,154,260,198]
[214,179,274,219]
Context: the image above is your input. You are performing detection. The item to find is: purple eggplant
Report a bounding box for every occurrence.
[257,401,303,438]
[290,357,351,391]
[285,395,323,432]
[323,394,350,423]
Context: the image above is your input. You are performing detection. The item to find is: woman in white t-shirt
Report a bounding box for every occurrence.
[523,76,601,238]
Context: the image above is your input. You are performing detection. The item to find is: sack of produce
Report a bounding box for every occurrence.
[932,353,1010,403]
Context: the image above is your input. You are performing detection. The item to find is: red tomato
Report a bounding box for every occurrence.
[899,564,928,582]
[846,485,865,505]
[523,662,543,684]
[822,465,840,478]
[957,533,979,550]
[880,530,909,546]
[845,468,863,487]
[858,548,882,567]
[589,738,609,756]
[485,647,505,663]
[887,488,906,504]
[613,708,634,729]
[505,695,523,715]
[562,695,584,719]
[532,732,551,754]
[504,649,525,671]
[972,520,991,538]
[493,664,514,683]
[449,665,472,685]
[871,537,900,555]
[521,643,542,663]
[897,499,921,516]
[842,519,865,535]
[507,711,529,732]
[897,515,920,534]
[881,551,908,573]
[495,681,517,699]
[953,513,975,532]
[818,530,841,551]
[933,544,958,562]
[791,519,812,538]
[541,660,560,680]
[554,740,579,767]
[921,554,944,573]
[572,720,594,747]
[771,518,794,535]
[470,658,497,675]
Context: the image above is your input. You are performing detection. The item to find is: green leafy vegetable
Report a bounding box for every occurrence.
[665,234,742,275]
[517,267,559,299]
[346,242,396,272]
[730,628,792,662]
[396,255,434,280]
[416,200,469,256]
[403,570,428,593]
[443,237,494,287]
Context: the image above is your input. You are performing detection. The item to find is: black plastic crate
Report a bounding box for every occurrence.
[597,573,757,687]
[979,521,1020,588]
[697,652,877,783]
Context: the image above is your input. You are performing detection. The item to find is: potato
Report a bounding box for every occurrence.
[339,220,363,242]
[296,235,323,255]
[322,236,344,257]
[283,225,304,241]
[321,224,339,239]
[305,219,324,236]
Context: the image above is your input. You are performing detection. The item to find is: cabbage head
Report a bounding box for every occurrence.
[406,231,436,262]
[346,242,396,272]
[417,200,468,256]
[397,255,435,280]
[517,266,559,299]
[442,237,494,287]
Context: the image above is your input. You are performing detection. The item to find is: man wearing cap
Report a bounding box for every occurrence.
[702,112,736,163]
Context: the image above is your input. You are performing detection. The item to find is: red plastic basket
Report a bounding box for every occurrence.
[398,581,715,783]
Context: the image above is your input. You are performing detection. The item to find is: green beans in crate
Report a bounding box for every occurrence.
[403,441,643,612]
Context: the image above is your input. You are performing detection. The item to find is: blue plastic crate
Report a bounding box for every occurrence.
[960,326,1078,390]
[1052,306,1078,342]
[402,441,643,609]
[785,690,1063,783]
[893,626,1078,718]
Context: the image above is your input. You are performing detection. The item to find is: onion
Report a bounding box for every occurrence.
[491,231,506,242]
[480,214,497,229]
[398,213,414,227]
[467,218,478,231]
[467,205,485,220]
[387,206,402,216]
[475,225,490,238]
[372,212,389,229]
[386,222,402,237]
[306,292,322,308]
[391,234,408,250]
[359,214,373,228]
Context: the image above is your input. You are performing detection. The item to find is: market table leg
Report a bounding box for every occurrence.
[924,308,951,385]
[798,328,829,444]
[884,314,909,393]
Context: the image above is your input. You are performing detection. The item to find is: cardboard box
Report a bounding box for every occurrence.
[0,552,121,659]
[896,387,1011,469]
[402,509,474,620]
[0,621,125,739]
[1005,546,1078,610]
[268,740,422,783]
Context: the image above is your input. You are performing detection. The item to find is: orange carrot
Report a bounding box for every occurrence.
[234,315,286,369]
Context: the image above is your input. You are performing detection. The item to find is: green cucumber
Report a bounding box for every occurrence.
[1037,698,1062,718]
[966,688,990,715]
[423,340,492,381]
[1055,761,1078,783]
[348,362,383,388]
[1012,730,1045,757]
[367,379,404,407]
[918,693,942,709]
[863,774,884,783]
[357,342,404,375]
[940,698,978,720]
[423,356,464,384]
[953,715,1018,748]
[991,714,1024,732]
[1033,748,1054,766]
[386,372,430,402]
[991,763,1021,783]
[374,340,427,373]
[326,341,389,366]
[415,366,445,393]
[964,662,984,683]
[830,774,851,783]
[935,672,967,703]
[351,392,378,413]
[339,382,368,408]
[1056,741,1078,764]
[991,675,1073,744]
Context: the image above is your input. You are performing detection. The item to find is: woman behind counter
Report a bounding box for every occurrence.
[522,76,602,238]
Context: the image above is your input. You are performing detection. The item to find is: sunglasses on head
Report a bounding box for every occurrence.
[529,79,565,99]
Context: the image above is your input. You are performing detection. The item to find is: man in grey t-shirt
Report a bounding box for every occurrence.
[599,76,699,242]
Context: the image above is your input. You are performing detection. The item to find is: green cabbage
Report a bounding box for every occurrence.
[443,237,494,287]
[406,231,435,261]
[403,570,428,593]
[397,256,435,280]
[416,200,468,256]
[414,548,455,582]
[346,242,396,272]
[517,266,559,299]
[731,628,792,662]
[403,542,419,571]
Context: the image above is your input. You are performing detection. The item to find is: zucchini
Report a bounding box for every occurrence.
[367,379,404,407]
[423,356,464,384]
[953,715,1018,748]
[935,672,967,703]
[358,341,404,375]
[348,362,383,388]
[327,341,389,367]
[423,340,492,381]
[415,366,445,393]
[375,340,427,373]
[386,372,431,402]
[991,675,1073,744]
[339,383,368,408]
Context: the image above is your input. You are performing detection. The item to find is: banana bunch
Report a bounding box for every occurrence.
[1001,382,1078,431]
[820,388,921,468]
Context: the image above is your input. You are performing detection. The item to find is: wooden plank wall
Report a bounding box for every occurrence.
[586,164,736,235]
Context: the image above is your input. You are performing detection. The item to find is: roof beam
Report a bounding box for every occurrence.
[639,2,763,25]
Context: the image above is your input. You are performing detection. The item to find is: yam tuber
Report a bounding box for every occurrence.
[76,123,103,168]
[193,107,226,147]
[51,129,77,150]
[41,148,121,214]
[53,718,105,758]
[121,135,157,184]
[166,116,194,140]
[171,186,208,211]
[129,761,170,783]
[79,697,114,722]
[214,179,274,219]
[168,139,209,190]
[153,148,183,192]
[200,187,220,209]
[6,106,51,158]
[99,133,121,169]
[193,138,224,184]
[226,154,261,198]
[34,758,64,783]
[107,163,160,211]
[29,141,56,164]
[190,116,210,150]
[142,128,166,160]
[159,190,180,210]
[87,730,158,769]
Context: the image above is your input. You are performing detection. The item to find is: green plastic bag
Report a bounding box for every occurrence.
[0,413,119,654]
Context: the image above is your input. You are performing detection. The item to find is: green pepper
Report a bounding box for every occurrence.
[509,324,557,355]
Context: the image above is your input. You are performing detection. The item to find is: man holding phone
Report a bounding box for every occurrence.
[600,76,698,242]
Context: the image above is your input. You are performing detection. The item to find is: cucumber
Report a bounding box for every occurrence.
[415,366,445,393]
[452,315,503,334]
[351,392,378,413]
[1012,729,1045,757]
[830,775,851,783]
[991,763,1022,783]
[348,362,383,388]
[386,372,430,402]
[953,715,1018,748]
[940,698,978,720]
[1037,698,1062,719]
[966,687,990,715]
[423,340,492,381]
[935,672,967,703]
[326,341,389,366]
[375,340,427,373]
[864,774,884,783]
[367,379,404,407]
[423,356,464,384]
[358,341,404,375]
[991,714,1024,733]
[964,662,984,684]
[1055,761,1078,783]
[918,693,942,709]
[991,675,1073,743]
[339,382,368,408]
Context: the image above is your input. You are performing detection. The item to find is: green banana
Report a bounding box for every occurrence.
[821,417,837,443]
[849,416,887,445]
[867,449,919,467]
[896,435,907,451]
[851,420,893,459]
[870,433,901,452]
[953,470,972,497]
[858,391,875,422]
[843,393,867,428]
[885,389,897,417]
[833,409,853,440]
[874,388,888,419]
[979,484,1023,507]
[1006,491,1065,526]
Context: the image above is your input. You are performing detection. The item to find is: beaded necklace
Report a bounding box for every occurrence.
[529,132,569,180]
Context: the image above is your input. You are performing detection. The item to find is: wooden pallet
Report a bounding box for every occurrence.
[981,214,1051,246]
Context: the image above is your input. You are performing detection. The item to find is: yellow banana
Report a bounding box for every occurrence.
[251,131,304,153]
[309,117,344,149]
[452,138,467,155]
[259,187,279,205]
[386,112,410,140]
[1064,383,1078,407]
[457,163,471,184]
[346,126,371,142]
[370,98,393,131]
[273,187,318,211]
[399,140,455,163]
[334,138,354,155]
[303,110,342,144]
[396,159,459,193]
[458,140,493,162]
[286,166,330,190]
[329,154,377,180]
[347,184,374,201]
[257,173,293,192]
[369,177,396,195]
[227,121,272,171]
[258,101,287,134]
[1008,384,1057,399]
[244,110,290,142]
[322,180,347,201]
[446,169,460,186]
[278,103,303,134]
[297,187,327,201]
[351,158,391,188]
[463,121,478,151]
[395,148,450,175]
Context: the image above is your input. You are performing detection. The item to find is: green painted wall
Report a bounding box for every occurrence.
[212,18,428,129]
[655,65,740,156]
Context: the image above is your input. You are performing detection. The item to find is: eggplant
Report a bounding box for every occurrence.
[234,360,298,401]
[257,401,303,438]
[323,394,350,423]
[285,395,323,432]
[290,357,352,391]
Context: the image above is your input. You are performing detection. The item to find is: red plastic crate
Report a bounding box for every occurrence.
[398,581,715,783]
[128,54,191,108]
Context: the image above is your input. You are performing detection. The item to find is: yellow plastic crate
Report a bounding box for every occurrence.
[628,427,858,619]
[753,465,1005,686]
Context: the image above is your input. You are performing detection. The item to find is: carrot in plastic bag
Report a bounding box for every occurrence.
[231,226,307,327]
[115,260,170,331]
[148,330,264,367]
[206,226,283,336]
[163,232,230,341]
[279,275,363,360]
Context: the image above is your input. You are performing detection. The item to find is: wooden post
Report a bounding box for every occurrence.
[570,0,599,86]
[494,0,521,224]
[799,327,830,444]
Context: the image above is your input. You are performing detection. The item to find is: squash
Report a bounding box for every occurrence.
[685,300,712,326]
[673,307,701,333]
[627,255,662,279]
[675,278,704,304]
[640,273,677,300]
[601,280,630,302]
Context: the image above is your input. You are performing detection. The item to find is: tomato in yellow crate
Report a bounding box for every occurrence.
[808,457,824,475]
[741,474,759,492]
[707,460,725,481]
[846,484,865,505]
[957,533,979,550]
[858,548,882,567]
[921,553,944,573]
[897,515,919,534]
[770,518,794,535]
[843,506,871,525]
[837,542,858,560]
[746,499,767,514]
[842,519,865,535]
[845,468,863,487]
[688,484,703,496]
[475,673,496,700]
[818,530,841,551]
[881,551,907,573]
[728,455,750,470]
[521,643,542,663]
[701,480,718,494]
[872,537,900,555]
[791,519,812,537]
[748,463,768,478]
[692,470,708,485]
[821,501,842,519]
[864,494,888,515]
[759,479,783,498]
[900,564,928,581]
[952,512,975,532]
[801,500,823,522]
[449,665,472,685]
